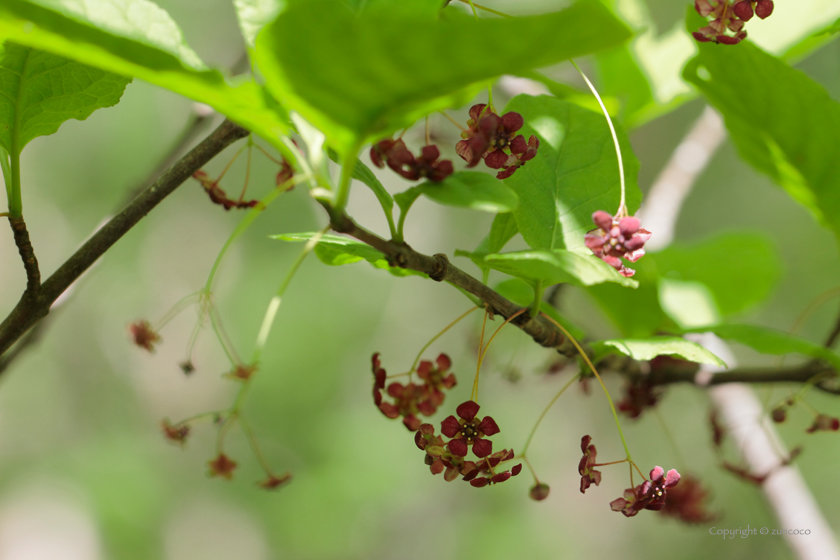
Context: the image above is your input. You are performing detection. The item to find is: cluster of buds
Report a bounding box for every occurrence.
[584,211,651,278]
[770,398,839,434]
[693,0,774,45]
[610,466,681,517]
[370,139,454,182]
[372,353,457,430]
[415,401,522,487]
[456,104,539,179]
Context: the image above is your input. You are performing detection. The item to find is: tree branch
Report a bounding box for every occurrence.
[0,119,250,359]
[7,215,41,293]
[325,208,575,355]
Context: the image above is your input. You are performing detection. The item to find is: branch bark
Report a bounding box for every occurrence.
[0,119,249,359]
[8,216,41,293]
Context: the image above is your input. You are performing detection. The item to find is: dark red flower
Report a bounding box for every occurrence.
[692,0,769,44]
[441,400,500,458]
[416,353,456,406]
[455,104,538,178]
[372,353,387,406]
[529,483,551,501]
[495,135,539,179]
[382,381,430,431]
[584,211,651,278]
[806,414,840,433]
[161,419,189,446]
[259,472,292,490]
[208,453,238,480]
[659,475,717,524]
[610,466,680,517]
[462,448,522,487]
[578,435,602,493]
[771,406,787,423]
[617,380,661,419]
[370,138,452,182]
[224,364,257,382]
[129,320,161,352]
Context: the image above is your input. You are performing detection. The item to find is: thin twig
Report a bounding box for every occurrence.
[0,119,249,359]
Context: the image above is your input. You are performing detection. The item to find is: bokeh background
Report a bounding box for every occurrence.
[1,0,839,558]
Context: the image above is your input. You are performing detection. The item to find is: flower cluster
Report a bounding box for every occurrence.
[584,211,651,278]
[192,170,259,210]
[616,380,661,419]
[693,0,774,45]
[806,414,840,434]
[610,466,681,517]
[578,435,602,493]
[370,139,453,182]
[129,320,161,352]
[415,400,521,488]
[658,475,717,523]
[456,104,539,179]
[372,353,456,430]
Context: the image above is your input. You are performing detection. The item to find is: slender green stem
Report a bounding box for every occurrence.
[653,407,688,468]
[240,415,274,475]
[8,147,22,218]
[204,176,301,292]
[479,308,527,365]
[471,308,490,402]
[529,280,544,318]
[395,194,419,243]
[1,147,12,212]
[521,372,579,456]
[333,150,358,214]
[441,112,467,132]
[465,0,479,17]
[539,311,633,461]
[251,225,330,364]
[209,305,239,367]
[174,410,226,426]
[402,306,479,378]
[153,291,201,331]
[570,60,626,217]
[457,0,514,17]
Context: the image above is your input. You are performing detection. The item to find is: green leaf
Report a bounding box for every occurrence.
[480,213,518,255]
[255,0,631,153]
[233,0,284,48]
[0,43,130,154]
[482,250,638,288]
[650,232,779,316]
[493,278,585,340]
[680,324,840,370]
[500,95,641,252]
[0,0,291,151]
[591,337,726,367]
[412,172,518,213]
[275,233,426,278]
[684,41,840,238]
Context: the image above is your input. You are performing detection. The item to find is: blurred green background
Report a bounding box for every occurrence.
[1,0,839,558]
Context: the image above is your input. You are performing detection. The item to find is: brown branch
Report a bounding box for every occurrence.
[8,216,40,293]
[326,208,571,356]
[825,311,840,349]
[0,119,249,359]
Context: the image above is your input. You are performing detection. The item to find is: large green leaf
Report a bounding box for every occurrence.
[0,0,291,150]
[680,324,840,370]
[275,233,426,278]
[684,41,840,238]
[255,0,631,153]
[591,337,726,367]
[481,249,638,288]
[399,172,518,214]
[233,0,284,48]
[0,43,130,153]
[500,95,641,253]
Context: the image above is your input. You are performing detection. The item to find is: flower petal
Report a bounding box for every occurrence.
[501,112,524,133]
[436,353,451,372]
[456,400,480,421]
[649,466,665,482]
[511,464,522,476]
[448,438,469,457]
[420,145,440,162]
[441,415,461,438]
[470,477,490,487]
[473,438,493,458]
[479,416,500,436]
[484,149,508,169]
[592,211,614,231]
[664,469,681,488]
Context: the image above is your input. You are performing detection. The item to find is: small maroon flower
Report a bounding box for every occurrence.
[732,0,754,21]
[771,406,787,423]
[456,104,538,177]
[416,353,456,406]
[129,320,161,352]
[382,381,430,431]
[755,0,773,19]
[584,211,651,278]
[161,419,189,446]
[659,475,717,523]
[610,466,680,517]
[462,448,522,487]
[441,400,500,458]
[179,360,195,375]
[370,138,452,182]
[692,0,768,44]
[806,414,840,433]
[208,453,238,480]
[371,353,387,407]
[529,483,551,501]
[224,364,257,382]
[617,380,661,419]
[578,435,602,493]
[259,472,292,490]
[495,135,540,179]
[192,170,258,210]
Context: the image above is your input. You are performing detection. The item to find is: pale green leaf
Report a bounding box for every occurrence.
[255,0,631,153]
[591,336,726,367]
[482,249,638,288]
[501,95,641,252]
[0,43,130,153]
